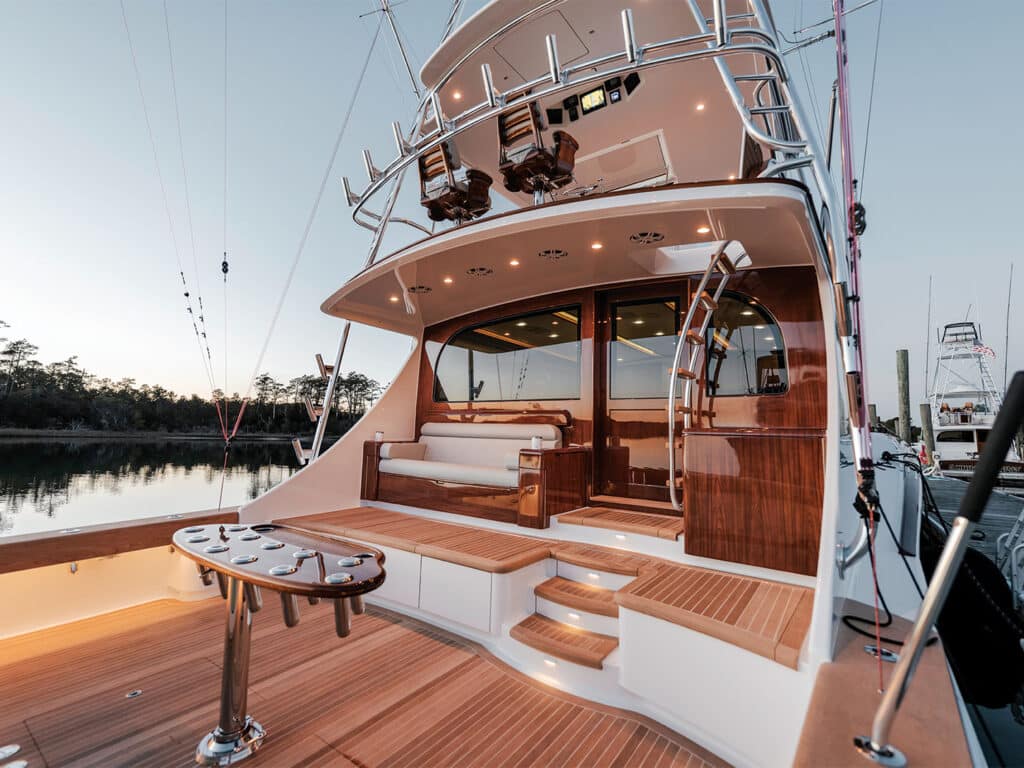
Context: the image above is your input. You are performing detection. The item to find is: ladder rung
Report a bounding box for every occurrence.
[315,353,334,380]
[697,291,718,311]
[291,438,312,466]
[699,409,716,418]
[665,478,684,488]
[715,253,737,275]
[673,368,697,380]
[685,330,704,345]
[303,396,324,422]
[666,405,692,414]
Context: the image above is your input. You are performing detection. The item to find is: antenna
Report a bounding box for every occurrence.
[924,274,932,399]
[1005,262,1014,390]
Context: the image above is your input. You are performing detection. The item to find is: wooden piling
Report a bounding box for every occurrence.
[920,403,935,462]
[897,349,912,443]
[868,403,878,428]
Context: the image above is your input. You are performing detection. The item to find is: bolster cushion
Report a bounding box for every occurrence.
[379,457,519,488]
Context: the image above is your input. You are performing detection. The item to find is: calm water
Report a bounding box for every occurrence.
[0,438,301,537]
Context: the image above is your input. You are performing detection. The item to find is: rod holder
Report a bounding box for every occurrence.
[280,592,301,627]
[341,176,361,207]
[481,63,497,108]
[303,395,322,423]
[713,0,729,46]
[333,597,352,638]
[291,438,311,466]
[391,121,411,156]
[362,149,382,183]
[545,34,561,84]
[243,583,262,613]
[622,9,637,63]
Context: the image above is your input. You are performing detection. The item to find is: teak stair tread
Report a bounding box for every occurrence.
[558,507,686,540]
[535,576,618,617]
[510,613,618,669]
[553,543,658,576]
[282,507,551,573]
[616,562,813,669]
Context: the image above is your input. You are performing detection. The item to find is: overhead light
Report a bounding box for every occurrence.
[633,319,644,325]
[552,320,559,325]
[697,225,711,235]
[728,174,737,180]
[616,316,623,321]
[504,332,511,336]
[443,276,453,285]
[754,324,765,330]
[549,333,559,338]
[388,295,400,303]
[516,321,527,327]
[509,258,520,266]
[452,90,463,101]
[741,310,755,316]
[696,102,706,111]
[654,331,665,336]
[591,241,603,250]
[617,357,624,362]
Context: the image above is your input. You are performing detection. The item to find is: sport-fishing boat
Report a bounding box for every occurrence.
[2,2,1021,767]
[927,321,1024,495]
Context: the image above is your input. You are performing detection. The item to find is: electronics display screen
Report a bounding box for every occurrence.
[580,86,607,114]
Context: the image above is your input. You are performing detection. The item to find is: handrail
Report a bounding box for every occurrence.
[855,370,1024,765]
[348,7,810,245]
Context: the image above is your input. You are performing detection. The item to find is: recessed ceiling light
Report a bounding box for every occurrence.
[504,332,510,336]
[696,102,706,111]
[452,90,463,101]
[552,320,559,325]
[755,324,765,330]
[616,357,624,362]
[591,241,603,250]
[549,333,559,338]
[388,295,399,303]
[633,319,644,325]
[728,174,737,180]
[697,225,711,235]
[516,321,527,327]
[616,316,623,321]
[741,310,755,316]
[443,276,453,285]
[509,258,520,266]
[655,331,665,336]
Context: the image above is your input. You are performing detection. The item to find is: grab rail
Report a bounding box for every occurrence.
[855,370,1024,765]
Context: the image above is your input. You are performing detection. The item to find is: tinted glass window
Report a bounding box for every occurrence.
[433,307,581,402]
[937,430,975,443]
[705,292,788,396]
[609,299,679,399]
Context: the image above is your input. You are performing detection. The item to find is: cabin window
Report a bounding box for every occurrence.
[705,292,788,396]
[433,306,581,402]
[609,299,680,399]
[937,430,975,443]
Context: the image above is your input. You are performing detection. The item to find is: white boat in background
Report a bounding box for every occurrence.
[928,321,1024,495]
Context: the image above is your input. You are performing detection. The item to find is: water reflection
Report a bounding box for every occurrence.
[0,439,301,536]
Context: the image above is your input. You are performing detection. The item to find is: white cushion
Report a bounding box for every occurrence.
[380,442,427,460]
[417,421,560,467]
[379,458,519,488]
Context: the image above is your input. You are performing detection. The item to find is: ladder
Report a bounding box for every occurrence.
[292,323,352,465]
[666,241,748,511]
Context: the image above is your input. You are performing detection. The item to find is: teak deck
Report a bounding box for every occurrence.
[0,598,726,768]
[558,507,687,540]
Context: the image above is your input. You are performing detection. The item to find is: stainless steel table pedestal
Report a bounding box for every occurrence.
[196,577,265,765]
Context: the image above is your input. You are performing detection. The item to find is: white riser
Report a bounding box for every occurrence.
[536,596,619,636]
[556,561,634,590]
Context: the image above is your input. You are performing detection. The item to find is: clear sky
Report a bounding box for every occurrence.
[1,0,1020,418]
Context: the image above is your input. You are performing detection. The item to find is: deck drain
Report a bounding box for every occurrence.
[125,689,143,699]
[863,645,899,663]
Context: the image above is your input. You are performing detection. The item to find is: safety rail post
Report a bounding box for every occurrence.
[855,371,1024,766]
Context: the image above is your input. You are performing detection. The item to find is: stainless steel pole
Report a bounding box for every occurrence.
[310,320,351,461]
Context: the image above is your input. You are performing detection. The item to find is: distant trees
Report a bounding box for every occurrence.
[0,323,384,435]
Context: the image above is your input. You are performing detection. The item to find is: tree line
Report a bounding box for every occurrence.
[0,322,383,434]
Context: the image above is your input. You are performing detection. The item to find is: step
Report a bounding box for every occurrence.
[553,543,658,577]
[510,613,618,669]
[589,495,677,514]
[557,507,685,541]
[535,576,618,617]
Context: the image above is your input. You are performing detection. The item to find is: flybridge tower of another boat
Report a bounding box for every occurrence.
[930,322,1005,430]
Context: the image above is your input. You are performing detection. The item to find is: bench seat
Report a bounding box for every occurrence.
[379,457,519,488]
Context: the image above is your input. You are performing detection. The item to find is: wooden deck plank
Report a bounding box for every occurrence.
[0,597,722,767]
[553,542,658,576]
[535,575,619,616]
